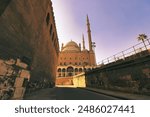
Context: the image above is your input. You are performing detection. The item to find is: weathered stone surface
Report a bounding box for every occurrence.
[0,59,13,76]
[73,73,86,87]
[56,77,73,85]
[85,52,150,94]
[0,0,59,83]
[0,0,11,16]
[19,70,30,80]
[12,87,26,99]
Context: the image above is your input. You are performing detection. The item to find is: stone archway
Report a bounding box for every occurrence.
[79,68,83,72]
[67,66,74,76]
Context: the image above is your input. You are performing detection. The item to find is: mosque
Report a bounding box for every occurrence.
[56,16,96,81]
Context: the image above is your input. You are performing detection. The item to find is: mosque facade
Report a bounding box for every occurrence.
[56,16,96,80]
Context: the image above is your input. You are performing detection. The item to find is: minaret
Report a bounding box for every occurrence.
[87,15,93,51]
[82,34,85,50]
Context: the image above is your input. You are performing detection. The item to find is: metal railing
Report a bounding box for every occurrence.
[98,39,150,66]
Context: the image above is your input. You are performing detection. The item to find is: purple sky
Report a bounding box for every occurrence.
[51,0,150,64]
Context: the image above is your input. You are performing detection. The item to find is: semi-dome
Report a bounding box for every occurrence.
[62,40,80,52]
[82,49,89,53]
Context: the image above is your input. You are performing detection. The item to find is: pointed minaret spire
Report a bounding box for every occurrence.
[87,15,90,24]
[87,15,93,51]
[82,34,85,50]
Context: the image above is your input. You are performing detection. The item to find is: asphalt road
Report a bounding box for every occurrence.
[24,87,121,100]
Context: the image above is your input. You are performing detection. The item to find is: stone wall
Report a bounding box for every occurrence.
[0,0,11,16]
[56,77,73,85]
[0,0,59,84]
[0,58,30,99]
[85,50,150,95]
[73,73,86,87]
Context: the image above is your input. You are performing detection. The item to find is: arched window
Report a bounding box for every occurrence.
[58,68,61,72]
[50,24,53,36]
[62,68,66,72]
[88,68,91,71]
[67,66,74,76]
[67,66,74,72]
[75,68,78,72]
[46,13,50,25]
[79,68,82,72]
[52,32,54,41]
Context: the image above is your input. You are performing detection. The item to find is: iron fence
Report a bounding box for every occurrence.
[98,39,150,66]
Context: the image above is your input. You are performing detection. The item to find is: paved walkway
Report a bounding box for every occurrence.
[80,87,150,100]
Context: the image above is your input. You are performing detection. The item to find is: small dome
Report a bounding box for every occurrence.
[82,49,88,52]
[62,40,80,52]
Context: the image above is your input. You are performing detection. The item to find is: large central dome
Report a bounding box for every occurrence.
[62,40,80,52]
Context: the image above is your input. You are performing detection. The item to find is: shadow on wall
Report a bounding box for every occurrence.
[85,53,150,96]
[0,0,11,16]
[0,58,30,100]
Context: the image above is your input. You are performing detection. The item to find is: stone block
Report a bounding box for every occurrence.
[16,59,28,69]
[12,87,26,99]
[0,59,13,76]
[19,69,30,80]
[14,78,27,87]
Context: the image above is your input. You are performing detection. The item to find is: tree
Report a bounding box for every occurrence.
[137,34,148,50]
